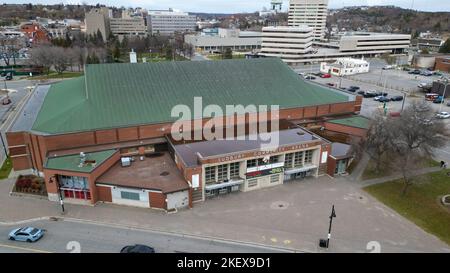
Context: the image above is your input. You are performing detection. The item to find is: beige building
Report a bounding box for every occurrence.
[110,17,147,40]
[260,26,314,61]
[147,10,196,35]
[288,0,328,41]
[85,7,111,41]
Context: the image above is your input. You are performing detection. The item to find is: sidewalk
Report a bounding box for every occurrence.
[1,176,449,253]
[358,167,442,188]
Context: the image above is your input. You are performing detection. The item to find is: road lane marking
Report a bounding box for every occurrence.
[0,243,51,253]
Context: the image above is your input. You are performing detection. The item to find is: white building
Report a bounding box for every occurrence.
[260,26,314,62]
[147,10,196,35]
[185,28,262,53]
[288,0,328,41]
[320,58,369,76]
[339,32,411,54]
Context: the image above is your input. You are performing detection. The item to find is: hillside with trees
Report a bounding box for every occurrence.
[328,6,450,35]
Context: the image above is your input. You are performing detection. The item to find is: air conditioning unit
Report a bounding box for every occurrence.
[121,157,131,167]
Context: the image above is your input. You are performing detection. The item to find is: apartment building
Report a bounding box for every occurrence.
[260,26,314,61]
[288,0,328,41]
[147,10,196,35]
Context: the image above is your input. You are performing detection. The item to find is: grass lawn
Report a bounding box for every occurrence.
[361,157,440,181]
[30,71,83,80]
[364,170,450,245]
[0,157,12,179]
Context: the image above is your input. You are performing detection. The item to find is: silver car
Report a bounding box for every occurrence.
[8,227,45,242]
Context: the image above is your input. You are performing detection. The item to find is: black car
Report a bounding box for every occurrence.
[378,97,391,103]
[376,92,388,97]
[348,86,360,91]
[5,72,13,80]
[120,244,155,253]
[408,69,421,75]
[391,96,404,101]
[346,88,356,92]
[357,90,365,95]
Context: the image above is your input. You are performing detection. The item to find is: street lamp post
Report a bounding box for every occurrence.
[326,205,337,248]
[50,176,65,213]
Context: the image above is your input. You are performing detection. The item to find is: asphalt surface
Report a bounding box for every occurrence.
[0,219,291,253]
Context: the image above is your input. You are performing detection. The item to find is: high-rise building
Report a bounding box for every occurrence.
[85,7,111,41]
[288,0,328,41]
[147,10,196,36]
[260,26,313,62]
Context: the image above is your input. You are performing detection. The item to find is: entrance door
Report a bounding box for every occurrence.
[335,159,348,175]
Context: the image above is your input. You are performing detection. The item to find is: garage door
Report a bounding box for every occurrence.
[167,190,189,210]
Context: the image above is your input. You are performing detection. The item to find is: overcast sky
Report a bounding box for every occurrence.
[3,0,449,13]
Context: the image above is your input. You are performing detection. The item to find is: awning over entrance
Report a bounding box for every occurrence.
[205,179,244,191]
[284,165,318,175]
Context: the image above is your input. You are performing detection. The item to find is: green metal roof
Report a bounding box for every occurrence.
[32,58,350,134]
[45,149,117,173]
[327,116,370,129]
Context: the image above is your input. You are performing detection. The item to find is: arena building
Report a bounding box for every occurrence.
[7,58,365,211]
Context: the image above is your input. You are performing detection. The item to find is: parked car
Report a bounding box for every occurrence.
[375,91,388,97]
[363,90,378,98]
[348,86,360,90]
[391,95,404,101]
[378,97,391,103]
[5,72,12,80]
[433,96,444,104]
[8,227,45,242]
[374,96,382,101]
[408,69,421,75]
[382,65,394,70]
[402,67,411,71]
[304,75,316,80]
[436,112,450,119]
[418,82,430,88]
[326,82,335,87]
[346,88,356,92]
[120,244,155,253]
[420,70,433,76]
[357,90,365,95]
[447,101,450,107]
[320,73,331,78]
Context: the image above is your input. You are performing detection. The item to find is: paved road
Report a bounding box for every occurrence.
[0,218,291,253]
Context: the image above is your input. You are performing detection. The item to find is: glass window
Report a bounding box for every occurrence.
[247,159,257,168]
[229,162,240,179]
[269,156,279,164]
[270,175,279,183]
[284,153,294,169]
[294,151,304,167]
[205,166,216,184]
[120,191,140,201]
[247,178,258,188]
[217,164,228,182]
[304,150,313,164]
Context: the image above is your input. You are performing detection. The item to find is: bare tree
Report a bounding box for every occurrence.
[51,46,70,74]
[361,113,393,174]
[388,102,450,195]
[0,36,23,66]
[28,44,54,75]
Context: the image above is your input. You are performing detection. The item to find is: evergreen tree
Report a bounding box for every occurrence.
[96,29,104,46]
[165,46,173,60]
[439,38,450,53]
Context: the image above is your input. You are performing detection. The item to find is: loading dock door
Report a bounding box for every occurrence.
[167,190,189,210]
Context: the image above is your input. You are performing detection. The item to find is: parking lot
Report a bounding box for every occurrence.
[295,60,450,118]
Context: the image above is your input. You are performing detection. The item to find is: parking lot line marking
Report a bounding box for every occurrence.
[0,243,51,253]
